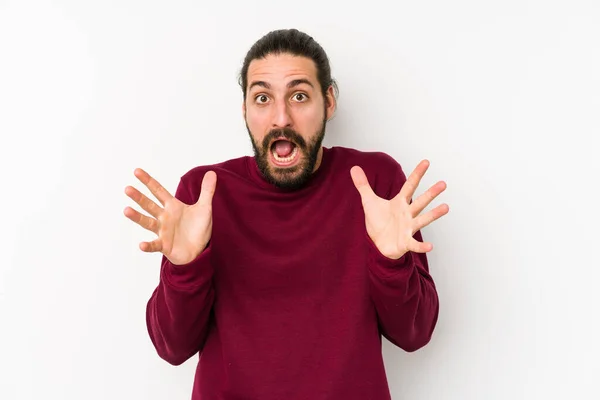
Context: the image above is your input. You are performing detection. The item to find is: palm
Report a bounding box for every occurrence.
[361,195,416,259]
[158,197,213,264]
[351,160,449,260]
[124,168,217,265]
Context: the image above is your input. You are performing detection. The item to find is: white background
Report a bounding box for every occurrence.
[1,0,599,399]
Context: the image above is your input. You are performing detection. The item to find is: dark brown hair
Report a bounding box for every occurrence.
[238,29,338,103]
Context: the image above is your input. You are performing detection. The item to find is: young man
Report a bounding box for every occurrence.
[124,28,449,400]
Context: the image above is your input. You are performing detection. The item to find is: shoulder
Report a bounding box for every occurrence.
[180,155,248,182]
[175,155,250,202]
[329,146,406,199]
[330,145,401,170]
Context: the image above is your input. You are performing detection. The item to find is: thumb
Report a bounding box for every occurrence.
[196,170,217,207]
[350,166,376,205]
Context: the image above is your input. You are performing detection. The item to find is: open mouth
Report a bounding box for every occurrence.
[270,139,300,166]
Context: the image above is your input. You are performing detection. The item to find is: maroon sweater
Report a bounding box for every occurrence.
[146,146,439,399]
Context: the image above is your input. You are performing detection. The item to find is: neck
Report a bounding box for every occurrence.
[312,146,323,173]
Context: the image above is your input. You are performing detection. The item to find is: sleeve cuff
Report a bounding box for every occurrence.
[366,233,414,280]
[161,243,214,290]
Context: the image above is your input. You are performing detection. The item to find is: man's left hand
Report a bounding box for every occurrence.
[350,160,449,260]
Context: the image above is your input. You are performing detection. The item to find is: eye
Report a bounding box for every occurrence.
[255,94,269,104]
[292,93,308,102]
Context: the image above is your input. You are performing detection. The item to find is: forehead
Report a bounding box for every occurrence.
[247,53,318,87]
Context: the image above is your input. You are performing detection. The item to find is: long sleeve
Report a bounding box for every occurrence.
[367,231,439,352]
[367,160,440,352]
[145,177,216,366]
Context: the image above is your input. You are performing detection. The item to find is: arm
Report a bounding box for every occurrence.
[367,230,439,352]
[145,178,216,365]
[351,157,447,352]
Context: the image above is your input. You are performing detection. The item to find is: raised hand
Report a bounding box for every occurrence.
[123,168,217,265]
[350,160,449,260]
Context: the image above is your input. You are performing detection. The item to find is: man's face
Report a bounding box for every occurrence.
[244,53,335,190]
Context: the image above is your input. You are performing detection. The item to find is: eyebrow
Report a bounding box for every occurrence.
[248,78,315,92]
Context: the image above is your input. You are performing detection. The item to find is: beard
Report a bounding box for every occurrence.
[246,118,327,191]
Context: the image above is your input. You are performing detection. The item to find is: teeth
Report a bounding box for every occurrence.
[272,146,298,163]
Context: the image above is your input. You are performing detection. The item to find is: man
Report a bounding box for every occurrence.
[124,28,449,400]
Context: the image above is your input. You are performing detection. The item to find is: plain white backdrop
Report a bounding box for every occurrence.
[1,0,599,399]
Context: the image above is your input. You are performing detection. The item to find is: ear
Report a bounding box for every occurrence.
[325,85,336,121]
[242,101,246,118]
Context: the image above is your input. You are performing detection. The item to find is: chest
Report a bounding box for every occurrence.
[209,183,369,301]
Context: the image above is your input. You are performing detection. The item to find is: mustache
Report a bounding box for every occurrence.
[261,127,307,151]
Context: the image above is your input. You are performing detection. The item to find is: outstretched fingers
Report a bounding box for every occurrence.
[397,160,430,203]
[350,166,378,206]
[413,203,450,231]
[410,180,447,216]
[123,206,159,234]
[408,238,434,253]
[134,168,173,206]
[197,171,217,208]
[124,185,162,218]
[139,238,163,253]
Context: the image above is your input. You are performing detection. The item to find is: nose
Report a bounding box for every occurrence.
[272,99,292,128]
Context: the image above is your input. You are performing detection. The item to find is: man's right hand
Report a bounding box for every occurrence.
[123,168,217,266]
